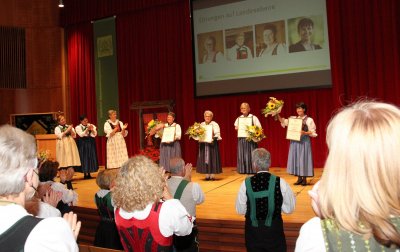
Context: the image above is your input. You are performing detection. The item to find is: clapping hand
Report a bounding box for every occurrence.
[63,212,81,240]
[184,163,192,181]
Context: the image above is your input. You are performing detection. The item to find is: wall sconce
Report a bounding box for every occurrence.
[58,0,64,8]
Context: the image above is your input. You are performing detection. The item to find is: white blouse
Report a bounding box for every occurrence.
[104,120,128,138]
[164,122,182,140]
[281,115,317,137]
[75,124,97,138]
[200,121,222,140]
[55,125,77,139]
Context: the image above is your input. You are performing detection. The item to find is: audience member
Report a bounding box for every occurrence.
[39,160,77,215]
[296,101,400,251]
[236,148,296,251]
[93,169,123,250]
[113,155,194,251]
[168,157,205,251]
[0,124,80,251]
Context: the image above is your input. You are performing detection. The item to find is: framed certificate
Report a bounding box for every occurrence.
[237,117,253,138]
[286,118,302,141]
[161,126,175,143]
[200,124,213,143]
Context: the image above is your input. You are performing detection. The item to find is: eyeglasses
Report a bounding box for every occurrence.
[33,168,39,176]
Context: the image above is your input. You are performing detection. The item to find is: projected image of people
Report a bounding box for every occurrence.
[201,35,224,64]
[289,17,322,53]
[257,22,286,57]
[226,31,253,61]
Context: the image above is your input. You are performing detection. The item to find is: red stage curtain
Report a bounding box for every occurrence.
[67,23,106,165]
[64,0,400,168]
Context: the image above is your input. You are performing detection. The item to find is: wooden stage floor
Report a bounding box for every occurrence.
[72,167,321,224]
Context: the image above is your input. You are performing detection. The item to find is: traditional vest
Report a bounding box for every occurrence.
[245,172,283,227]
[167,177,196,217]
[0,215,43,252]
[115,203,173,252]
[59,125,71,136]
[109,121,121,132]
[95,192,115,222]
[321,217,400,251]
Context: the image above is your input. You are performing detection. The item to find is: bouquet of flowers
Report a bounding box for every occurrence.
[185,122,205,140]
[146,119,163,138]
[262,97,284,119]
[37,149,50,162]
[246,125,266,142]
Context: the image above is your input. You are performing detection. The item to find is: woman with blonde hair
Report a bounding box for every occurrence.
[104,109,128,169]
[296,101,400,251]
[55,114,81,189]
[113,155,194,251]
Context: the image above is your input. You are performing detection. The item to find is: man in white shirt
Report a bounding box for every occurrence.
[167,157,205,252]
[235,148,296,252]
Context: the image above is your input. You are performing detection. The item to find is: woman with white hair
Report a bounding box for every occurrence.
[0,125,80,251]
[295,101,400,251]
[196,110,222,180]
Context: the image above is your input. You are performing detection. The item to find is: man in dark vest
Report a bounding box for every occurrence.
[167,157,205,252]
[235,148,296,251]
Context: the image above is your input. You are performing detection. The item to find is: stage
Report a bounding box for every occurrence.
[72,167,321,251]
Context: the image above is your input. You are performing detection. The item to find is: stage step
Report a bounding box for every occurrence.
[73,206,301,252]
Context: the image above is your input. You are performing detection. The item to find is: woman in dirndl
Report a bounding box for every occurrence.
[196,110,222,180]
[75,114,99,179]
[55,114,81,190]
[159,112,182,172]
[234,103,262,174]
[104,110,128,169]
[277,102,317,186]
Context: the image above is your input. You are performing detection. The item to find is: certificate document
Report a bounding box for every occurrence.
[286,118,302,141]
[200,124,213,143]
[161,126,175,143]
[237,117,253,138]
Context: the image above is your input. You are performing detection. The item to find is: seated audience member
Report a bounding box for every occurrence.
[25,182,62,218]
[93,169,123,250]
[236,148,296,252]
[0,124,80,251]
[113,155,194,251]
[296,101,400,251]
[168,157,205,251]
[39,160,78,215]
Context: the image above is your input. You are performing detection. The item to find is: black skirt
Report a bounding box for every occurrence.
[196,139,222,174]
[76,137,99,173]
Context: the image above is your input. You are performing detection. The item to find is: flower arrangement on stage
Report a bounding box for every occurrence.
[262,97,284,119]
[185,122,205,140]
[139,146,160,163]
[146,119,163,138]
[246,125,266,142]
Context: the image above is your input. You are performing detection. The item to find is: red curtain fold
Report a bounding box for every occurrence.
[67,23,107,165]
[65,0,400,168]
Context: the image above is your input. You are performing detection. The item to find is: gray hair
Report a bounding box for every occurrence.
[169,157,185,175]
[0,125,38,196]
[204,110,213,117]
[251,148,271,171]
